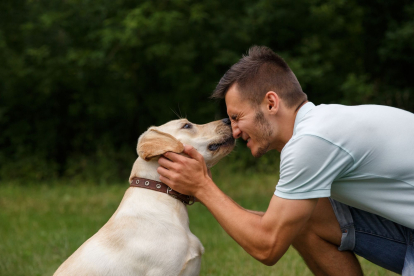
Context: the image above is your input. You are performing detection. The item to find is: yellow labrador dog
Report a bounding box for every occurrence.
[54,118,235,276]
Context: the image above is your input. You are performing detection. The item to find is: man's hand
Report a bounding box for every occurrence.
[157,145,212,197]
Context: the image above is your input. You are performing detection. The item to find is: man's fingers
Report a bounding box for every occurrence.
[183,145,204,162]
[157,166,173,180]
[159,174,173,187]
[163,151,185,162]
[158,169,180,191]
[158,156,175,169]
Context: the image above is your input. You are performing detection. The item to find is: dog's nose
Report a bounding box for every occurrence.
[222,118,231,126]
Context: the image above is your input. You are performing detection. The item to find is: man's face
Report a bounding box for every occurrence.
[225,84,273,158]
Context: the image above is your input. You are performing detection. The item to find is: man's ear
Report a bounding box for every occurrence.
[264,91,280,113]
[137,129,184,161]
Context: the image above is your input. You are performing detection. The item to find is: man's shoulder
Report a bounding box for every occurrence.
[282,134,353,164]
[311,103,411,118]
[295,103,412,139]
[287,104,369,156]
[292,104,342,141]
[287,102,414,162]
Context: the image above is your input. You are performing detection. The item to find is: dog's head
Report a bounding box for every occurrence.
[137,118,235,167]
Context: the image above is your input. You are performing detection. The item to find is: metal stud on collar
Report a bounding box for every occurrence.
[130,178,195,206]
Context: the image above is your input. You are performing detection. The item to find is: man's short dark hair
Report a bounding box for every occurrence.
[211,46,307,109]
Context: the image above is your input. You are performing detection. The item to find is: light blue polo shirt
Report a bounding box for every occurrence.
[275,102,414,229]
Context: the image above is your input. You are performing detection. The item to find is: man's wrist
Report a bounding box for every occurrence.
[195,177,216,203]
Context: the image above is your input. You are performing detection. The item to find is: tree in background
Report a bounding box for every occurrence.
[0,0,413,182]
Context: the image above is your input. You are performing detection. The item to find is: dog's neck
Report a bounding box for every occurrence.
[129,157,161,183]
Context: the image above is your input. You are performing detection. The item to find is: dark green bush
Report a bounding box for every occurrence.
[1,0,413,182]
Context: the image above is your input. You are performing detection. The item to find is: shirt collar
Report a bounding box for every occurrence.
[294,102,315,134]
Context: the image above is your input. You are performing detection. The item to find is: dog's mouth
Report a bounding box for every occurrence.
[207,136,235,151]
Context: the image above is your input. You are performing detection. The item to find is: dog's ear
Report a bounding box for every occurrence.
[137,129,184,161]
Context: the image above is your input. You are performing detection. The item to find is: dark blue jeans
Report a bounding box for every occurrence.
[329,198,414,275]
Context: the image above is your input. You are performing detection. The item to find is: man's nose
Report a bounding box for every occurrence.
[229,122,241,139]
[232,127,241,139]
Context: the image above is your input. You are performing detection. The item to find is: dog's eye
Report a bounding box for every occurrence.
[182,123,192,129]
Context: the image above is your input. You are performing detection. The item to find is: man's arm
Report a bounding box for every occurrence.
[157,146,318,265]
[223,192,265,216]
[199,182,317,265]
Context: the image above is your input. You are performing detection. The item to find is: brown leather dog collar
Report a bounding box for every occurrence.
[129,177,195,205]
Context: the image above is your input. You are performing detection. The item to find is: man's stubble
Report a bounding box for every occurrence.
[253,110,273,158]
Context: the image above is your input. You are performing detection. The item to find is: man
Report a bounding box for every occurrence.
[157,46,414,275]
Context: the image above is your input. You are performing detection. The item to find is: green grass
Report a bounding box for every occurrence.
[0,169,398,275]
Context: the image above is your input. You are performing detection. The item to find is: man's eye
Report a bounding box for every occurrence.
[182,123,192,129]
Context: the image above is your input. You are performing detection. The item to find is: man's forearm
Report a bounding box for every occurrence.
[196,179,285,264]
[225,195,265,216]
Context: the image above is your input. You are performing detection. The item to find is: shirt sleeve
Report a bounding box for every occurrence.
[275,135,354,199]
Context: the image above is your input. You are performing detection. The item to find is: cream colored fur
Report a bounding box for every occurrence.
[54,119,234,276]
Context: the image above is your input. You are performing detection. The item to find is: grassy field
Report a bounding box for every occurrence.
[0,168,398,276]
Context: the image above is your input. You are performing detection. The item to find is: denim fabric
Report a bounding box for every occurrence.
[329,198,413,275]
[402,230,414,275]
[328,198,355,251]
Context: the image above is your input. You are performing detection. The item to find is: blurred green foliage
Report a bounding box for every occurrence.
[0,0,413,182]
